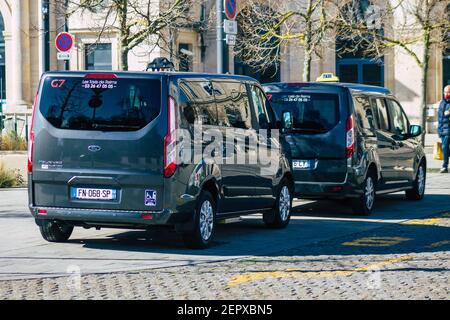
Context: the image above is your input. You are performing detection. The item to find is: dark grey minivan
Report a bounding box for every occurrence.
[263,82,426,215]
[28,71,293,248]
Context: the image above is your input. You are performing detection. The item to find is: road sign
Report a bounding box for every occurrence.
[224,19,238,35]
[225,34,236,46]
[55,32,74,53]
[224,0,238,20]
[57,52,71,61]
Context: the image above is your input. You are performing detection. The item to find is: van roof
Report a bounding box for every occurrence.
[42,71,257,82]
[262,82,391,95]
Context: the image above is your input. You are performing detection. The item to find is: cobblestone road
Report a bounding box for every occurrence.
[0,174,449,299]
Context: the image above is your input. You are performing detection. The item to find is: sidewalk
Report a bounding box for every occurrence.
[424,134,442,170]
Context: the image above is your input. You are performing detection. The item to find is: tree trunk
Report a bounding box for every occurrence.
[303,0,313,82]
[118,0,128,71]
[420,30,431,146]
[120,47,129,71]
[420,62,428,145]
[303,47,312,82]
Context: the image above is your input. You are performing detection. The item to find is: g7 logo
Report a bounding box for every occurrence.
[51,79,66,88]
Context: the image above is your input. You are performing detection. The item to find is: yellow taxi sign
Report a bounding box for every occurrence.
[316,73,339,82]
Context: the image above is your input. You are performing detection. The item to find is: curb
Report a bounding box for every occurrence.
[0,187,27,191]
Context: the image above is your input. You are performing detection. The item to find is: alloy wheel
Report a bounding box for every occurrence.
[365,176,375,210]
[417,165,425,196]
[199,200,214,241]
[279,186,291,221]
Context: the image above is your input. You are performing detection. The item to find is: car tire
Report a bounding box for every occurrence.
[182,191,216,249]
[405,162,426,200]
[263,179,293,228]
[39,220,73,242]
[352,173,376,216]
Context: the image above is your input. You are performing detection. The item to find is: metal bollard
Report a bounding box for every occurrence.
[14,114,17,135]
[25,114,28,142]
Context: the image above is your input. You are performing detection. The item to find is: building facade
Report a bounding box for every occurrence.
[0,0,449,129]
[0,0,43,115]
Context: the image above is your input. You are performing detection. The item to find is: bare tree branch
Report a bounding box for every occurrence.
[234,0,337,81]
[55,0,200,70]
[335,0,450,140]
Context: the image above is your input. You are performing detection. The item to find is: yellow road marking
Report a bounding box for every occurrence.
[342,237,412,247]
[227,256,414,288]
[427,240,450,248]
[403,218,443,225]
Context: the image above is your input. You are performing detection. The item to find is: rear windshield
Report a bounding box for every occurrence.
[270,93,340,133]
[39,76,161,131]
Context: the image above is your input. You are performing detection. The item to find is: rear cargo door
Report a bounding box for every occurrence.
[269,89,349,183]
[31,73,166,211]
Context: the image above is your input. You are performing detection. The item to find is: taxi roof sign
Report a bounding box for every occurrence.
[316,73,339,82]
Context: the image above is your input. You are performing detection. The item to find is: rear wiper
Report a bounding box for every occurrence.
[291,128,327,133]
[91,123,141,130]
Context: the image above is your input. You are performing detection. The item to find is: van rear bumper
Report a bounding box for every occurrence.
[293,172,365,199]
[29,206,191,227]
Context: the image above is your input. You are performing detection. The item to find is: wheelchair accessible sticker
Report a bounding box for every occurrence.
[145,190,157,207]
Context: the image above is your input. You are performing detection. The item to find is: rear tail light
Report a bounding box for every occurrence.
[164,96,177,178]
[84,73,118,79]
[141,214,154,220]
[37,209,47,215]
[346,115,355,158]
[330,186,343,193]
[28,93,38,173]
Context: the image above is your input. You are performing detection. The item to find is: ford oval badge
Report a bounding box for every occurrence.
[88,145,102,152]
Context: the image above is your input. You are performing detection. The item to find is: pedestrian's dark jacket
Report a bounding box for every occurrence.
[438,99,450,136]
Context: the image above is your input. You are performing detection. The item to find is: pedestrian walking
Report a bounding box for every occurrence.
[438,85,450,173]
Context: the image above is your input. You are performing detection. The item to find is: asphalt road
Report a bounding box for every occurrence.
[0,173,449,299]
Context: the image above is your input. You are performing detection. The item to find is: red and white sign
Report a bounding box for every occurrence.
[224,0,238,20]
[55,32,74,53]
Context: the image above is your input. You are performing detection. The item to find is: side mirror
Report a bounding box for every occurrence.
[281,111,293,130]
[409,125,422,137]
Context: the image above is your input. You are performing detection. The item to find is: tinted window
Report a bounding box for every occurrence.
[270,92,339,133]
[374,98,390,131]
[179,80,217,126]
[213,81,251,129]
[250,85,273,129]
[40,76,161,131]
[353,95,376,135]
[387,99,409,135]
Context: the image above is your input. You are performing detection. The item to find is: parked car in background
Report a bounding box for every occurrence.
[263,82,426,215]
[28,71,293,248]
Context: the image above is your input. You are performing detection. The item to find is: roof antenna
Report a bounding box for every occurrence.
[146,57,175,72]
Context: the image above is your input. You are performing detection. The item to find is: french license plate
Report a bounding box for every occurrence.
[292,160,314,170]
[71,187,117,201]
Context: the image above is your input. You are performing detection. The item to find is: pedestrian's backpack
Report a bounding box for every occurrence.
[434,141,444,160]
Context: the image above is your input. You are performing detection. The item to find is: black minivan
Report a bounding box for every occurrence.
[263,82,426,215]
[28,71,293,248]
